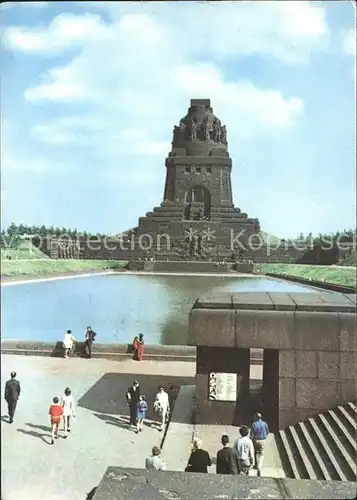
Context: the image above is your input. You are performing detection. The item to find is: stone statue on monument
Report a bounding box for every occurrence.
[213,118,222,143]
[173,125,181,143]
[188,118,198,141]
[221,125,227,145]
[202,117,211,141]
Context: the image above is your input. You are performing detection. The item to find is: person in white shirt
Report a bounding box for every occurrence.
[145,446,166,470]
[233,425,254,475]
[62,330,76,358]
[154,386,170,431]
[62,387,76,437]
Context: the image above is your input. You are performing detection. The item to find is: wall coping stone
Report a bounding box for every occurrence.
[92,467,356,500]
[193,291,356,313]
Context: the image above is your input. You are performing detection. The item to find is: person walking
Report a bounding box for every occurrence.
[135,395,148,434]
[84,326,97,359]
[153,386,170,432]
[126,380,140,427]
[185,438,212,473]
[251,412,269,477]
[62,387,76,437]
[49,397,63,445]
[216,434,238,475]
[4,371,21,424]
[145,446,166,470]
[132,333,144,361]
[63,330,76,358]
[233,425,254,475]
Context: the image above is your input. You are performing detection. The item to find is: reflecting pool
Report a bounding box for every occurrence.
[1,274,317,345]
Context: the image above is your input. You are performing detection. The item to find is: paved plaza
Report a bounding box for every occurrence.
[1,355,195,500]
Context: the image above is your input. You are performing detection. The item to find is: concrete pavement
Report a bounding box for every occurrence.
[1,355,195,500]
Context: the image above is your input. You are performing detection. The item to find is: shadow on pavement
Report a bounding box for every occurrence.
[78,373,194,423]
[93,413,137,431]
[25,422,51,432]
[17,428,50,445]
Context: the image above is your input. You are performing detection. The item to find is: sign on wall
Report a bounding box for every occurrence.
[209,372,237,401]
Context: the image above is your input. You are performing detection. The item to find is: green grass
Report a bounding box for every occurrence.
[1,240,49,260]
[254,263,356,287]
[1,259,128,278]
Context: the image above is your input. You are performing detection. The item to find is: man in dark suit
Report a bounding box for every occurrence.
[216,434,238,475]
[125,380,140,427]
[84,326,97,359]
[4,371,21,424]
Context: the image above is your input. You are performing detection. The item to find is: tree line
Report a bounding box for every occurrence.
[0,223,108,248]
[0,222,356,249]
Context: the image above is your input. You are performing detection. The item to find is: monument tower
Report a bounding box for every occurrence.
[131,99,260,260]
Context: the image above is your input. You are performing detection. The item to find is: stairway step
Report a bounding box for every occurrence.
[278,430,301,479]
[288,426,317,480]
[307,418,348,481]
[296,422,331,480]
[326,409,357,460]
[345,402,357,418]
[317,413,357,480]
[336,405,357,439]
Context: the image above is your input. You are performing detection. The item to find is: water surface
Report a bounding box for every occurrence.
[1,274,316,345]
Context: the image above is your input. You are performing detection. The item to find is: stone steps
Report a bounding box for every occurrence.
[277,402,357,481]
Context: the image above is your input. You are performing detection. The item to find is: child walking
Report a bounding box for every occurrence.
[136,395,148,434]
[62,387,76,437]
[49,397,63,445]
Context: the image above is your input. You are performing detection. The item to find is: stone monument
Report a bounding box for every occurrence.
[124,99,260,260]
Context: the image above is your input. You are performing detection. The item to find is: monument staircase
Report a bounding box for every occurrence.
[277,401,357,481]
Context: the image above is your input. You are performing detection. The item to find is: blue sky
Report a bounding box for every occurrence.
[1,1,355,237]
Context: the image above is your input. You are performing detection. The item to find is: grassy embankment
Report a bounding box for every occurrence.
[1,258,128,278]
[1,240,127,278]
[254,263,356,287]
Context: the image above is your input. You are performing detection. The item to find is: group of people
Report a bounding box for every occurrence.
[185,413,269,476]
[126,380,170,433]
[48,388,76,444]
[62,326,97,359]
[4,371,76,446]
[5,370,269,479]
[62,327,145,362]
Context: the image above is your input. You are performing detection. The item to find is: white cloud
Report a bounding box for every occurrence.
[1,2,49,10]
[4,2,328,63]
[4,2,324,191]
[342,28,356,56]
[3,13,111,52]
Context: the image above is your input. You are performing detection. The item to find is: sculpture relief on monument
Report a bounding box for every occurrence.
[130,99,260,260]
[172,102,227,146]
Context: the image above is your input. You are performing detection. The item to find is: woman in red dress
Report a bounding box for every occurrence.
[132,333,144,361]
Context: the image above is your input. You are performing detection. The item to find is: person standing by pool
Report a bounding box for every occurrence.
[132,333,144,361]
[63,330,76,358]
[84,326,97,359]
[4,371,21,424]
[126,380,140,427]
[135,395,148,434]
[62,387,76,437]
[49,397,63,445]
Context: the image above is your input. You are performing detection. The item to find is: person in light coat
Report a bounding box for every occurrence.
[62,330,76,358]
[153,386,170,432]
[62,387,76,437]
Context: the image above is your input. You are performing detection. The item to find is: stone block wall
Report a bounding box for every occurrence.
[278,312,357,428]
[189,292,357,430]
